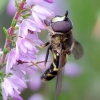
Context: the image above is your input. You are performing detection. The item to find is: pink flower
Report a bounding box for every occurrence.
[65,62,82,77]
[27,53,51,91]
[31,5,54,29]
[18,19,41,38]
[36,53,50,67]
[6,49,19,75]
[44,0,54,3]
[15,18,44,62]
[1,74,27,100]
[28,93,44,100]
[12,62,38,77]
[5,3,54,75]
[28,72,42,91]
[16,38,38,61]
[7,0,54,16]
[3,1,54,100]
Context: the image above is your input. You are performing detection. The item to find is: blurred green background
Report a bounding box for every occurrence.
[0,0,100,100]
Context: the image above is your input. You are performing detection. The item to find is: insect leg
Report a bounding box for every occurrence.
[44,19,51,26]
[44,45,51,69]
[42,20,57,36]
[41,42,50,48]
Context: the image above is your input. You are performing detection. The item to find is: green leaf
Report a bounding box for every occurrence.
[26,14,31,17]
[0,85,2,100]
[15,0,19,10]
[0,92,2,100]
[22,14,31,19]
[14,26,19,31]
[23,0,26,2]
[10,35,16,40]
[3,48,9,55]
[1,62,6,68]
[22,15,26,19]
[11,41,16,47]
[11,19,17,27]
[0,94,2,100]
[21,9,29,13]
[3,27,9,38]
[0,71,6,85]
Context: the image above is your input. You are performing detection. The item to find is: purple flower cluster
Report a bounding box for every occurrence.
[7,0,54,16]
[1,1,83,100]
[1,1,54,100]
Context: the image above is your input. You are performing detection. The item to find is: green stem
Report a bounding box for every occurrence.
[0,1,26,70]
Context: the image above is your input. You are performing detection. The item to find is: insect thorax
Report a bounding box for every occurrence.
[49,32,73,52]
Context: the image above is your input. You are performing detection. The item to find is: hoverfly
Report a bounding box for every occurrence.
[41,11,84,100]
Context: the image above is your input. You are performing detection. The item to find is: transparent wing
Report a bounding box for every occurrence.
[55,67,65,100]
[72,40,84,60]
[55,44,67,100]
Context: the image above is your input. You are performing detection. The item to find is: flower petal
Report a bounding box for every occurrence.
[6,52,13,75]
[1,86,7,100]
[2,78,14,96]
[25,19,41,32]
[44,0,54,3]
[23,40,33,50]
[20,41,27,53]
[32,12,46,29]
[33,5,54,17]
[10,74,27,88]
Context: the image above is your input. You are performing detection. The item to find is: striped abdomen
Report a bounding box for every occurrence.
[41,52,59,81]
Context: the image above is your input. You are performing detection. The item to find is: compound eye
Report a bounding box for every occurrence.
[51,21,72,33]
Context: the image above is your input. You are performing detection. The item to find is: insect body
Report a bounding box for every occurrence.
[41,11,84,100]
[41,32,73,81]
